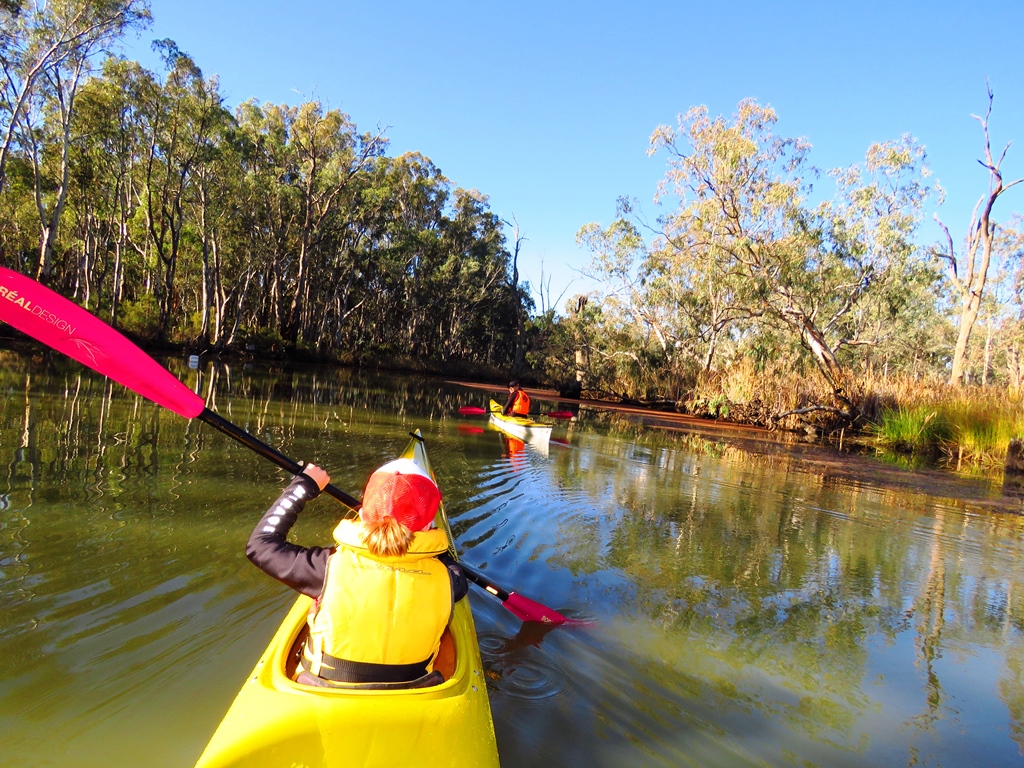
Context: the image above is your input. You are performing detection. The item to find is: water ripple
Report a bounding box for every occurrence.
[477,627,578,702]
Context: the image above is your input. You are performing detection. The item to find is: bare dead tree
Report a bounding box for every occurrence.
[505,214,526,376]
[935,84,1023,387]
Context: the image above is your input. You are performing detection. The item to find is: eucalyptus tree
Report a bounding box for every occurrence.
[65,57,150,317]
[228,98,387,347]
[646,100,932,413]
[231,99,301,333]
[282,100,387,345]
[525,297,601,393]
[187,100,246,347]
[850,259,949,382]
[355,151,449,357]
[990,218,1024,388]
[576,217,684,396]
[0,0,150,206]
[27,1,150,280]
[201,116,269,351]
[134,41,232,341]
[433,187,516,364]
[933,88,1022,387]
[305,152,388,353]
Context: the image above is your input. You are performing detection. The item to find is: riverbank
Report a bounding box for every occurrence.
[4,328,1020,515]
[451,379,1024,517]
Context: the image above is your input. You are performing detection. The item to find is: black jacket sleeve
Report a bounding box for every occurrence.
[439,553,469,603]
[245,474,332,598]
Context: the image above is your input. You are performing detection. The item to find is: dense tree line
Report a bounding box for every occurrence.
[0,0,528,373]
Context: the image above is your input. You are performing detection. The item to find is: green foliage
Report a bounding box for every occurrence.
[945,402,1024,467]
[239,326,286,355]
[174,310,205,344]
[870,407,952,454]
[117,294,160,339]
[689,394,731,419]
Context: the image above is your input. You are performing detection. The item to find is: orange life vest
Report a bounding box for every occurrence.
[511,389,530,416]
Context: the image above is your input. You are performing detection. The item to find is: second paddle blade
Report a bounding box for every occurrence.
[504,591,569,625]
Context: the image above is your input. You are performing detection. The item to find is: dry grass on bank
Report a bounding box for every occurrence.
[696,363,1024,469]
[687,360,843,428]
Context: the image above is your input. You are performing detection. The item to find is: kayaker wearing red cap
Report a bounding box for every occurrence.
[246,458,467,688]
[502,380,530,416]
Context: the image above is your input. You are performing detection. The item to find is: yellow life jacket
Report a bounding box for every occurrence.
[304,519,453,683]
[512,389,531,416]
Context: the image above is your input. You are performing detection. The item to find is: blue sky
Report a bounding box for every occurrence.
[120,0,1024,313]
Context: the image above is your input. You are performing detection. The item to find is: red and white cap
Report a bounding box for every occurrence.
[359,458,441,532]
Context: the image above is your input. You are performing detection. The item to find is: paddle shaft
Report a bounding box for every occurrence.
[202,408,566,623]
[198,409,361,510]
[459,563,509,600]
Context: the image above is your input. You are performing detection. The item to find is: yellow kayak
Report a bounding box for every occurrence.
[194,431,500,768]
[488,399,553,444]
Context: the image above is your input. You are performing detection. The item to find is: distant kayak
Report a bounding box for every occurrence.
[194,431,500,768]
[488,399,553,445]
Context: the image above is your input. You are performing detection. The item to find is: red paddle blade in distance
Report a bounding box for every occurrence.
[458,406,487,415]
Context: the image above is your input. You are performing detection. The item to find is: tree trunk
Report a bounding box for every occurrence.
[944,88,1022,386]
[949,287,984,387]
[982,315,994,385]
[509,220,525,376]
[781,305,853,410]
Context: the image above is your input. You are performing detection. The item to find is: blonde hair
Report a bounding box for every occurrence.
[361,516,416,557]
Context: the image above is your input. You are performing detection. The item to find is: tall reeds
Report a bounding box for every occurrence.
[867,377,1024,470]
[869,406,952,455]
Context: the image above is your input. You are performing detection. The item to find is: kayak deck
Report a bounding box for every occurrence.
[194,432,499,768]
[194,597,497,768]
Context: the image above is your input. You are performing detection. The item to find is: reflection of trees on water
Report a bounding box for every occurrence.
[541,424,1024,760]
[0,354,488,484]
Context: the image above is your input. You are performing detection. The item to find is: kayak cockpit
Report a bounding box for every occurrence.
[283,620,457,690]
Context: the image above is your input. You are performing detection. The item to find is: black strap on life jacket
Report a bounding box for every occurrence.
[303,642,431,683]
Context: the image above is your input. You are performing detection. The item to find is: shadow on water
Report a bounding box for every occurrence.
[4,353,1024,766]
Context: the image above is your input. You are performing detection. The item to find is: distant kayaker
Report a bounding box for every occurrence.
[502,380,530,416]
[245,459,467,688]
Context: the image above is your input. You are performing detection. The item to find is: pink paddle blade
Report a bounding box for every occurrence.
[0,267,204,419]
[546,411,574,419]
[504,591,569,625]
[459,406,487,415]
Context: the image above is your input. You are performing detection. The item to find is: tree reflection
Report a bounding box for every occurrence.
[540,421,1024,761]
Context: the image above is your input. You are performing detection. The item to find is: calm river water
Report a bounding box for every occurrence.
[3,352,1024,767]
